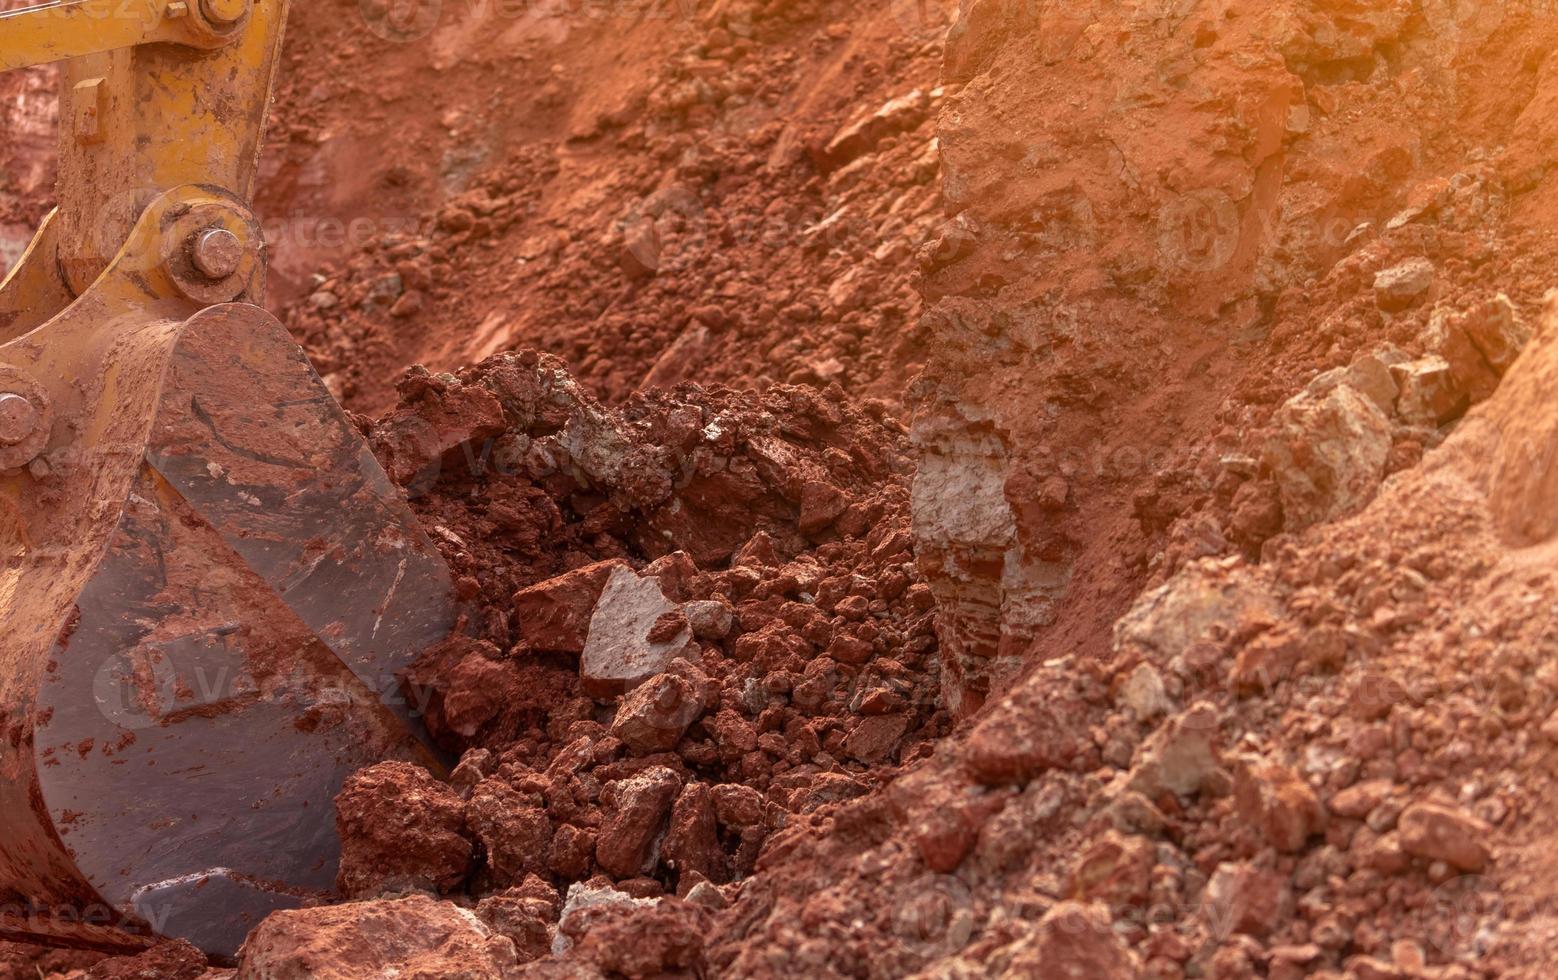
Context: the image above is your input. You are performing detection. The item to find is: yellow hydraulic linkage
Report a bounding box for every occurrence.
[0,0,245,69]
[0,0,457,962]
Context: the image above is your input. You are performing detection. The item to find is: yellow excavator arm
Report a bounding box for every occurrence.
[0,0,248,71]
[2,0,287,299]
[0,0,458,963]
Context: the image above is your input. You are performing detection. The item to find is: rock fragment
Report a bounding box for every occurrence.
[1230,623,1347,694]
[1369,834,1414,876]
[1264,382,1392,529]
[553,880,656,955]
[368,370,507,489]
[1004,901,1140,978]
[234,895,518,979]
[440,649,521,738]
[964,684,1084,785]
[513,559,629,653]
[1398,802,1492,872]
[1269,944,1324,980]
[81,941,206,980]
[1114,557,1278,667]
[1117,663,1171,720]
[1125,702,1223,800]
[682,599,734,639]
[1068,832,1155,910]
[581,566,696,697]
[1391,356,1467,426]
[334,762,473,898]
[466,779,553,886]
[450,747,497,790]
[567,896,711,978]
[546,823,597,880]
[844,713,909,763]
[1344,347,1406,412]
[595,766,682,878]
[661,782,727,885]
[1232,759,1327,853]
[1205,862,1291,938]
[1460,293,1530,375]
[475,877,559,962]
[710,783,769,830]
[609,671,707,755]
[619,217,661,279]
[817,89,930,170]
[1373,257,1435,311]
[798,475,851,535]
[1328,779,1395,820]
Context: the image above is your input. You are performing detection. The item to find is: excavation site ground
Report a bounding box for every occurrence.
[5,0,1558,977]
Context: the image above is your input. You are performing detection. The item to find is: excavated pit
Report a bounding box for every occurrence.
[7,0,1558,977]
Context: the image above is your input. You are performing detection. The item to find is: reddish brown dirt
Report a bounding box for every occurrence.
[11,0,1558,977]
[261,0,946,415]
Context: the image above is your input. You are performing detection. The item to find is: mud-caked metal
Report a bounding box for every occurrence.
[0,1,457,962]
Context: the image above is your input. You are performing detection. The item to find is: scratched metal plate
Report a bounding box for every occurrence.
[1,303,455,959]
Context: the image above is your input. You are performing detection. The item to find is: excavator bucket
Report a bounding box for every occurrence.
[0,0,457,962]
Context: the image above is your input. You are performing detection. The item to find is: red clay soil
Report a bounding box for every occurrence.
[11,0,1558,977]
[261,0,947,415]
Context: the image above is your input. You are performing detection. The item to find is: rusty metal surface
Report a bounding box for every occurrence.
[0,2,457,960]
[0,208,71,341]
[146,307,457,743]
[0,0,245,73]
[0,191,456,960]
[37,455,446,957]
[49,0,288,293]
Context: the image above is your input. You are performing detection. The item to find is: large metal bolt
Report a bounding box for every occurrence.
[0,394,38,447]
[191,228,244,281]
[200,0,248,27]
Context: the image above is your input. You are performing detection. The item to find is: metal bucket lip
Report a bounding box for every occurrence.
[0,189,455,959]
